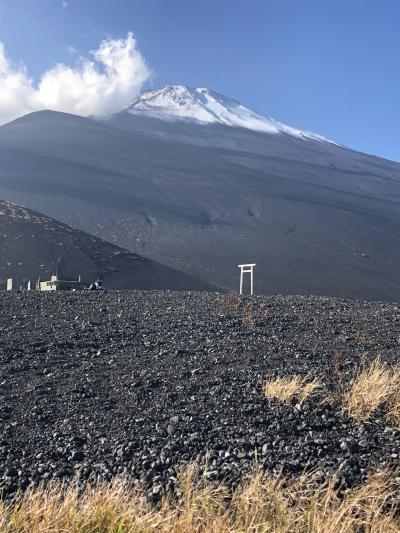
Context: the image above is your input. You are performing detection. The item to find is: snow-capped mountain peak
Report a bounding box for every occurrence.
[125,85,334,143]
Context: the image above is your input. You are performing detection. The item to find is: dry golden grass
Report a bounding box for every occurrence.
[242,303,268,327]
[242,303,257,326]
[0,466,398,532]
[385,365,400,427]
[263,359,400,428]
[341,358,392,420]
[341,358,400,423]
[297,469,400,533]
[264,375,321,405]
[217,293,241,316]
[217,295,268,326]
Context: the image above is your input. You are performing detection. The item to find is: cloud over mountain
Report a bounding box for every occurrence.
[0,33,150,125]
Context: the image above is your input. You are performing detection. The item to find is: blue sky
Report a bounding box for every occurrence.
[0,0,399,162]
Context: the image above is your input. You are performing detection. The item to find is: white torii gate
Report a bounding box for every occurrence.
[238,263,256,295]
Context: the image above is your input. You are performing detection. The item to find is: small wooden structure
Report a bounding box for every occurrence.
[39,274,84,292]
[238,263,256,296]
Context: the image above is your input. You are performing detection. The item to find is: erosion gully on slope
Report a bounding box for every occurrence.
[0,290,399,500]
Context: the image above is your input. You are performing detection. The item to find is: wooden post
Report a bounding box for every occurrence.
[6,278,13,291]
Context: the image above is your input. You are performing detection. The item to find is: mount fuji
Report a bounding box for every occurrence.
[1,85,400,300]
[125,85,333,143]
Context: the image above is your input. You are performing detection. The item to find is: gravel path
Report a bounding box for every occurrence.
[1,290,400,499]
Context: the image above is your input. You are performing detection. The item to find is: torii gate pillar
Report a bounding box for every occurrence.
[238,264,256,295]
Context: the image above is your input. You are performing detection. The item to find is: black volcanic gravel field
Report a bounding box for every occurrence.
[1,290,400,499]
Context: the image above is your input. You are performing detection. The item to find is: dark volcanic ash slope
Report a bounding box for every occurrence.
[0,290,400,498]
[0,200,213,290]
[1,111,400,300]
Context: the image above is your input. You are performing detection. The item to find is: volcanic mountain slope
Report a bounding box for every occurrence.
[0,200,213,290]
[1,86,400,300]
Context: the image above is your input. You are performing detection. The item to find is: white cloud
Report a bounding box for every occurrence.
[0,33,151,125]
[67,45,78,55]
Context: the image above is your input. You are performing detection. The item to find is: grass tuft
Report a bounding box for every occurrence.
[341,358,400,423]
[264,375,321,405]
[217,293,241,316]
[341,358,392,420]
[384,365,400,427]
[242,303,268,326]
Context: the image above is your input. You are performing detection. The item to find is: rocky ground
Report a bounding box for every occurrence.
[0,290,400,500]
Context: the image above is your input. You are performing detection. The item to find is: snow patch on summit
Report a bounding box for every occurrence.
[126,85,335,143]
